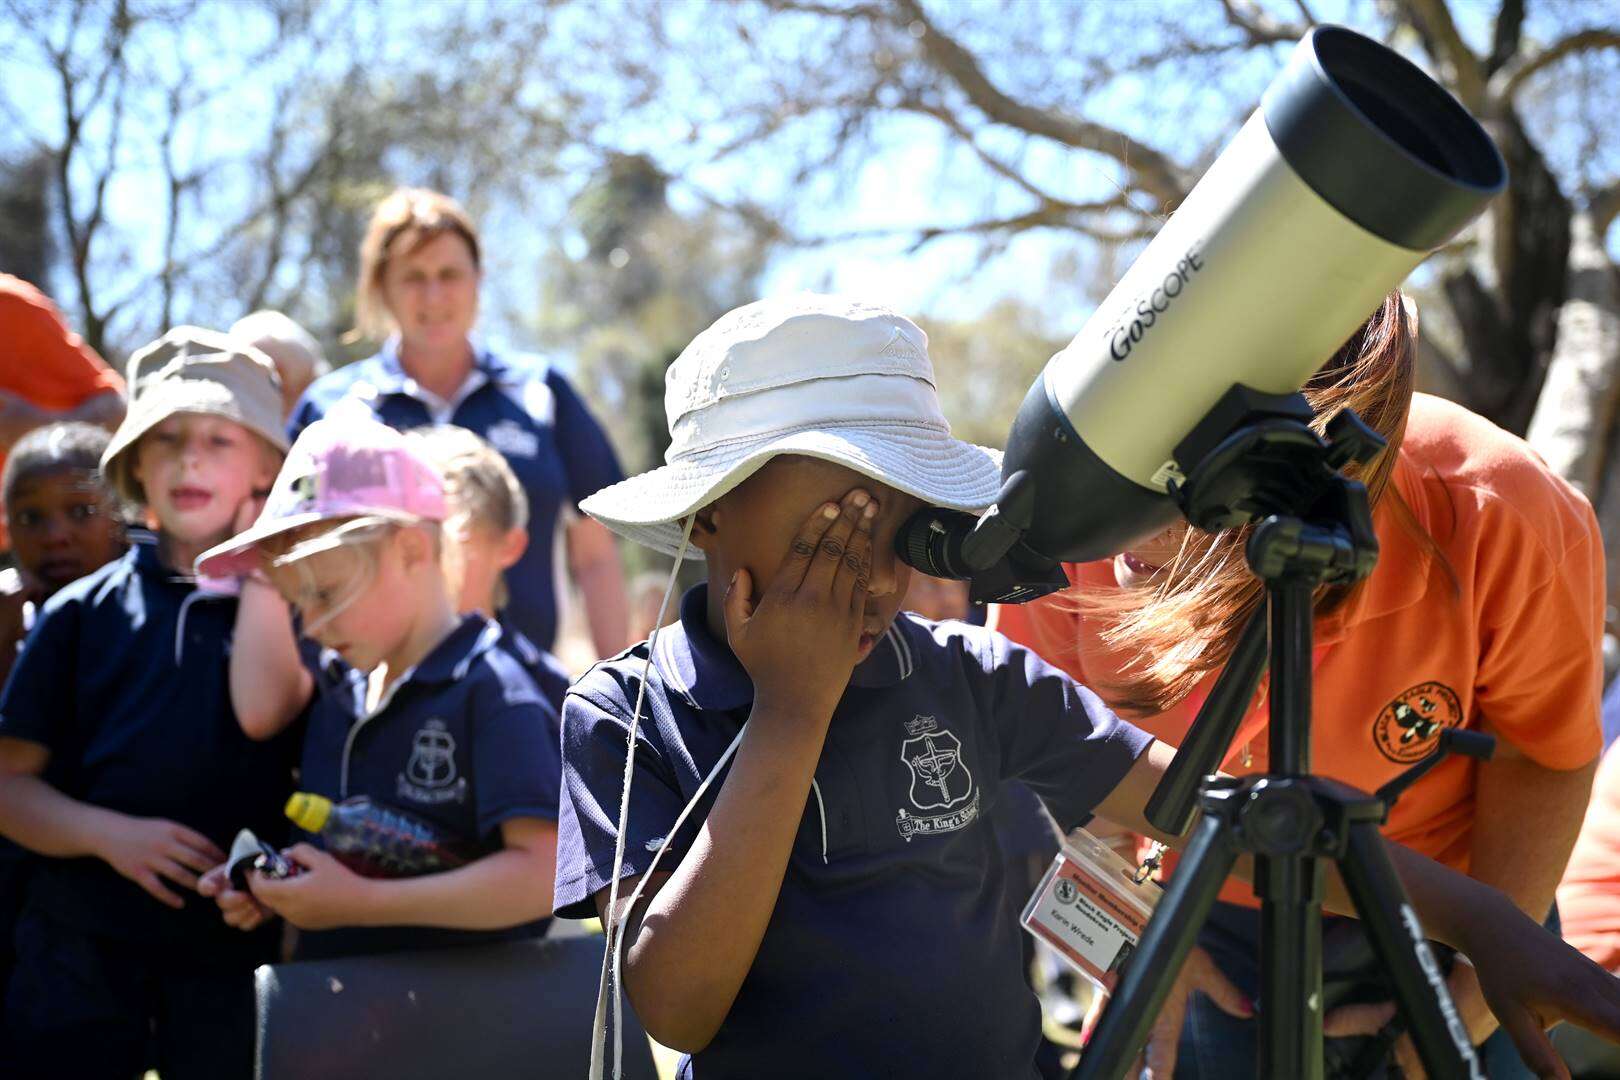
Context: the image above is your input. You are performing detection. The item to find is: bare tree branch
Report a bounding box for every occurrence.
[53,0,134,352]
[898,95,1149,228]
[1484,0,1524,77]
[889,0,1190,211]
[904,207,1156,250]
[159,83,185,328]
[1490,28,1620,105]
[1216,0,1304,46]
[1395,0,1485,109]
[763,0,887,18]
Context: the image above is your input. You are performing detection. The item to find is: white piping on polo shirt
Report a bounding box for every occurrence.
[809,778,829,864]
[340,665,414,799]
[174,591,204,665]
[655,626,700,709]
[173,588,234,666]
[883,622,913,679]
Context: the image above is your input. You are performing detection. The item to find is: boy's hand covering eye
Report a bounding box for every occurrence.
[723,488,877,717]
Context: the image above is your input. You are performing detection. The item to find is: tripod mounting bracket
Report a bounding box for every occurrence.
[1168,385,1384,588]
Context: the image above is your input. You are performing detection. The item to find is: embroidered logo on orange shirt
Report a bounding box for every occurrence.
[1372,681,1462,763]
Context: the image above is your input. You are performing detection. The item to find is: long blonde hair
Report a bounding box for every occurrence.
[1077,292,1438,714]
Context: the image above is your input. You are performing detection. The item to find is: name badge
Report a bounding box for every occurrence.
[1021,829,1159,995]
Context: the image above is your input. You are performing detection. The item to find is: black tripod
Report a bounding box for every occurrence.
[1071,388,1493,1080]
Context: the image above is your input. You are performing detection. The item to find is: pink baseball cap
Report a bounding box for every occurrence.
[195,412,447,578]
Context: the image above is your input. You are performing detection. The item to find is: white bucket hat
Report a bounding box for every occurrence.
[580,294,1004,559]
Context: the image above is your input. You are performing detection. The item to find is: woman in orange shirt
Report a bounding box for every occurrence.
[998,293,1604,1078]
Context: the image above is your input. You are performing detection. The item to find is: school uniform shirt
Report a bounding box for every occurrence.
[997,394,1604,911]
[0,535,298,958]
[555,585,1153,1080]
[497,614,572,719]
[288,342,625,651]
[295,614,563,959]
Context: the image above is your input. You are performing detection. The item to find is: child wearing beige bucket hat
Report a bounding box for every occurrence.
[0,327,298,1078]
[555,294,1620,1080]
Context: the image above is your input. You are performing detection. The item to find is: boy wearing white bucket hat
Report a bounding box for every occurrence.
[555,295,1620,1079]
[0,328,296,1078]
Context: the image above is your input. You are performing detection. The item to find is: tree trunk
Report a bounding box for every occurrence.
[0,152,56,289]
[1443,111,1571,435]
[1526,208,1620,666]
[1525,211,1620,494]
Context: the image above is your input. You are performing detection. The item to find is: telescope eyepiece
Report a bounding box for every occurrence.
[894,508,977,581]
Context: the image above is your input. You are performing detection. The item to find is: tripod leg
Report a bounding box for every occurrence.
[1255,853,1324,1080]
[1072,813,1239,1080]
[1337,822,1484,1080]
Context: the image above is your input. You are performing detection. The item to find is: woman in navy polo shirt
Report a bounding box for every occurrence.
[288,187,629,657]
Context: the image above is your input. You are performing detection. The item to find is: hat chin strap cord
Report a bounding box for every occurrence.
[591,515,748,1080]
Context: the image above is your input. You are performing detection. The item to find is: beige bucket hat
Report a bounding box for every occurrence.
[101,326,290,505]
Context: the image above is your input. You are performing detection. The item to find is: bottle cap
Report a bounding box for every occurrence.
[285,791,333,832]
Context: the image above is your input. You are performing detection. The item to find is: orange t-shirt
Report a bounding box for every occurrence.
[1558,747,1620,971]
[997,393,1604,907]
[0,275,124,545]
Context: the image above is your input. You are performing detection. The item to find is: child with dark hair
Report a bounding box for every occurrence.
[0,422,127,681]
[0,420,128,1024]
[556,294,1620,1080]
[0,330,297,1079]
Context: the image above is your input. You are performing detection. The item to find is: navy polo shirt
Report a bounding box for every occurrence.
[295,614,563,959]
[288,342,625,651]
[497,615,572,720]
[0,536,298,958]
[555,586,1153,1080]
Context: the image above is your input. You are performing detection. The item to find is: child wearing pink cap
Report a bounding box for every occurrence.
[196,412,561,960]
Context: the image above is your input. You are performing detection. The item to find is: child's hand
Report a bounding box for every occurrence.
[96,815,227,909]
[232,489,270,534]
[247,843,374,931]
[197,862,273,931]
[1119,944,1252,1078]
[723,488,876,718]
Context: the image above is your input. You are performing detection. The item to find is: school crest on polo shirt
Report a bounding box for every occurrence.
[895,715,979,841]
[485,419,539,459]
[1371,681,1463,764]
[397,719,469,805]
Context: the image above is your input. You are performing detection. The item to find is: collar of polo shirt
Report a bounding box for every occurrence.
[651,585,916,713]
[374,336,513,392]
[319,615,502,704]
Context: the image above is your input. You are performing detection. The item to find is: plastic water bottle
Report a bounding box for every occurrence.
[284,792,470,878]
